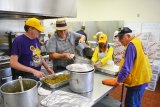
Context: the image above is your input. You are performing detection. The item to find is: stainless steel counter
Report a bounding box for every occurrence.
[0,71,116,107]
[38,71,116,107]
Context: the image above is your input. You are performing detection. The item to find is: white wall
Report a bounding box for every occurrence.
[44,0,160,26]
[43,0,160,39]
[68,0,160,22]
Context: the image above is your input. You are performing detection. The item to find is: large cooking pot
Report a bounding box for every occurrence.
[66,64,94,93]
[0,78,39,107]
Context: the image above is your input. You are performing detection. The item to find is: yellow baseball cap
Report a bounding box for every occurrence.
[25,18,45,32]
[93,32,103,39]
[98,34,108,43]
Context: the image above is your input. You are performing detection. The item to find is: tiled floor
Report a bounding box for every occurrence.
[109,79,160,107]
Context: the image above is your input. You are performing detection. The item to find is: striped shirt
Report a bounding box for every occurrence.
[46,30,81,68]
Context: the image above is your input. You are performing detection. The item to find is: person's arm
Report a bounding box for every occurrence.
[91,47,98,63]
[100,46,114,65]
[41,56,55,75]
[69,30,85,43]
[117,43,136,83]
[10,55,45,78]
[39,39,44,46]
[48,52,72,59]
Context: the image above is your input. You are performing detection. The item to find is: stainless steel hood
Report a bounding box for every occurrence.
[0,0,77,19]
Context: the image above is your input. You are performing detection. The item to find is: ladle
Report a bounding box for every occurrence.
[19,76,24,92]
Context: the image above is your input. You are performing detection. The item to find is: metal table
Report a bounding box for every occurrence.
[0,71,118,107]
[38,71,117,107]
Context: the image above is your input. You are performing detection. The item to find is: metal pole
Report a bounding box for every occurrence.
[120,84,125,107]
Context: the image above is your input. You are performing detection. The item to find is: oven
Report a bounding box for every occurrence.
[0,67,12,86]
[0,32,16,56]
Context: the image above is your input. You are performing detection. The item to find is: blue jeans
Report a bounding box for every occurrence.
[125,87,145,107]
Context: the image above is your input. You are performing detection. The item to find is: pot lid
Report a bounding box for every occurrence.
[66,64,94,72]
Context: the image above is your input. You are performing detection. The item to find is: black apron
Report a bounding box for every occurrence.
[11,68,39,81]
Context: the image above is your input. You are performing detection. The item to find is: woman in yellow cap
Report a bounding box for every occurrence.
[91,33,114,67]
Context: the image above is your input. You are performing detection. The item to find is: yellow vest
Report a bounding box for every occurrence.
[119,37,152,87]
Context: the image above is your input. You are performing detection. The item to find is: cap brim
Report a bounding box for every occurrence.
[93,35,97,39]
[35,26,45,32]
[117,33,124,37]
[98,40,106,43]
[34,26,45,32]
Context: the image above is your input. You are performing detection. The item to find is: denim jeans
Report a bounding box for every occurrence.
[125,87,145,107]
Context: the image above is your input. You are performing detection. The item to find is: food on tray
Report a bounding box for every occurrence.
[42,74,70,85]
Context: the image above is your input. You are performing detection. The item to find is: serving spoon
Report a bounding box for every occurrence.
[19,76,24,92]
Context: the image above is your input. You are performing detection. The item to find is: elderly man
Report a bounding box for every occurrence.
[102,27,152,107]
[46,18,85,72]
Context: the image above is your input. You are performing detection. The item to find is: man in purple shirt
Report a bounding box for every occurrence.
[10,18,54,81]
[102,27,152,107]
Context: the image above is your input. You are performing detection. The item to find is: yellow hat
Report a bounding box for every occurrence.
[93,32,104,40]
[93,35,97,39]
[25,18,45,32]
[98,34,108,43]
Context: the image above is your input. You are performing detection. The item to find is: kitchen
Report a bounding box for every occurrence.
[0,0,160,107]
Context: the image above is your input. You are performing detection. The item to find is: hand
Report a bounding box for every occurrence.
[47,67,55,75]
[64,53,75,59]
[94,61,102,68]
[102,77,118,86]
[79,39,85,43]
[78,35,85,43]
[69,54,75,59]
[33,70,45,78]
[107,60,114,65]
[63,53,71,59]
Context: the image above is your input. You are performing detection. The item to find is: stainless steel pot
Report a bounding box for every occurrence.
[66,64,94,93]
[0,79,39,107]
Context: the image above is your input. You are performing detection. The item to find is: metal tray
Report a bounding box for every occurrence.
[96,65,119,76]
[40,71,69,88]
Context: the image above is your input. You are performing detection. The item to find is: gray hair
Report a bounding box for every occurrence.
[127,30,135,37]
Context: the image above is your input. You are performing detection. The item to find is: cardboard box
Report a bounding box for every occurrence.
[151,74,159,81]
[146,80,158,91]
[113,42,125,59]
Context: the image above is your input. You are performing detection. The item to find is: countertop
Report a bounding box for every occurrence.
[38,71,116,107]
[0,71,116,107]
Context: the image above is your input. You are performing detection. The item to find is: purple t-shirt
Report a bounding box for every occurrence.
[11,34,42,71]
